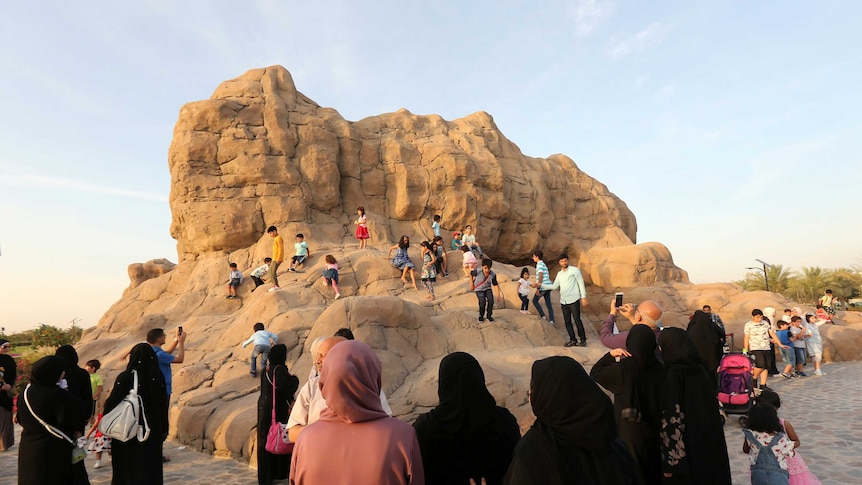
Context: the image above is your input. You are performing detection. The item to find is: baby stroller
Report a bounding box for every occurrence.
[717,352,754,426]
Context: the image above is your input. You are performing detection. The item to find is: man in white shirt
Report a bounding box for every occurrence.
[287,336,392,441]
[541,254,589,347]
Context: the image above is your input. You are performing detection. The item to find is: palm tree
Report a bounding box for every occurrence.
[789,267,826,304]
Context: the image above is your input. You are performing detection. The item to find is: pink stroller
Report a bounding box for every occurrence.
[717,352,754,425]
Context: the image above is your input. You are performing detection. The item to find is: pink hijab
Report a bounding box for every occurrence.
[319,340,388,423]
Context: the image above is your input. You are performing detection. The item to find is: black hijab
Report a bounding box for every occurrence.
[424,352,496,436]
[414,352,520,485]
[531,356,615,450]
[619,325,662,423]
[686,310,723,388]
[31,355,66,386]
[55,344,92,427]
[657,328,732,483]
[661,327,702,366]
[268,344,287,368]
[504,356,638,485]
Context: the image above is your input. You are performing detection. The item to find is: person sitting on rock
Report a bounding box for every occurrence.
[451,231,462,251]
[461,225,484,259]
[470,259,503,323]
[288,233,310,272]
[600,299,663,350]
[287,337,392,442]
[388,235,418,290]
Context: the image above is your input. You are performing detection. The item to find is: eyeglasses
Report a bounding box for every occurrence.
[0,345,10,349]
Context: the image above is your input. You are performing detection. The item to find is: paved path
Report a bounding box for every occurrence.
[2,362,861,484]
[723,361,862,484]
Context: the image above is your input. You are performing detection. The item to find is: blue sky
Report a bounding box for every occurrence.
[1,1,860,333]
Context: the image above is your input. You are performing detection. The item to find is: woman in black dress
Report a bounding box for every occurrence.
[504,356,638,485]
[105,343,168,485]
[413,352,520,485]
[591,324,664,484]
[257,343,299,485]
[658,328,731,484]
[0,338,16,451]
[17,355,87,485]
[55,345,93,485]
[686,310,725,390]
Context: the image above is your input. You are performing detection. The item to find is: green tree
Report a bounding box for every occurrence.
[31,324,73,348]
[823,268,862,300]
[735,264,792,293]
[788,267,827,304]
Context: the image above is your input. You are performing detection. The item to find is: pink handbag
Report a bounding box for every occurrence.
[265,366,294,455]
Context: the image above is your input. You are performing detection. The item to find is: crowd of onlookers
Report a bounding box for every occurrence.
[3,213,844,484]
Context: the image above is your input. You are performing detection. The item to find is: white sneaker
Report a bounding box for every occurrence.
[549,320,555,326]
[334,293,341,299]
[814,369,826,376]
[93,460,102,469]
[268,286,281,292]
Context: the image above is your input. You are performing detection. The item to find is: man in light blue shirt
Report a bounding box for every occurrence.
[542,254,589,347]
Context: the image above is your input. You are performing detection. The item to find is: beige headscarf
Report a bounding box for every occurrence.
[763,307,777,329]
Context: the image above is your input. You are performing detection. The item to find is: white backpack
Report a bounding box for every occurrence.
[98,370,150,442]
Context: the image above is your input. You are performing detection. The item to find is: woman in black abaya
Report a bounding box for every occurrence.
[18,355,86,485]
[105,343,168,485]
[413,352,520,485]
[658,328,731,484]
[55,345,93,485]
[686,310,725,390]
[590,324,664,485]
[257,343,299,485]
[504,356,639,485]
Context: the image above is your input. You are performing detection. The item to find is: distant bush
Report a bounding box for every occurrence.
[14,346,59,395]
[31,324,81,348]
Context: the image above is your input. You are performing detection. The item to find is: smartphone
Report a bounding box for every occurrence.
[177,326,183,336]
[614,292,624,308]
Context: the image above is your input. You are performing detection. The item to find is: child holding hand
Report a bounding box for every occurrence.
[518,268,532,314]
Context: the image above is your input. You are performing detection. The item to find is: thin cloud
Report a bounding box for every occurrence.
[609,21,672,59]
[655,84,676,100]
[0,173,166,201]
[569,0,615,36]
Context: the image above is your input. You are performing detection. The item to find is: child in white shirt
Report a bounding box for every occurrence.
[518,268,532,314]
[249,258,271,292]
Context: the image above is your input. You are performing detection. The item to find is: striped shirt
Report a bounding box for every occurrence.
[536,260,552,287]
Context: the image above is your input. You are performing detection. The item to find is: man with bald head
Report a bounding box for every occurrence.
[600,298,663,350]
[287,336,392,441]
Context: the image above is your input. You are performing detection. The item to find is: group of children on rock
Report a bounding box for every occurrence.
[222,209,533,310]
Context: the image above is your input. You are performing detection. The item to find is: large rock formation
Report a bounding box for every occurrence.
[77,66,860,464]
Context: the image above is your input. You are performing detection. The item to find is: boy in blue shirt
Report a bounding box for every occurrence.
[241,322,278,377]
[775,320,795,379]
[227,262,243,299]
[288,233,310,272]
